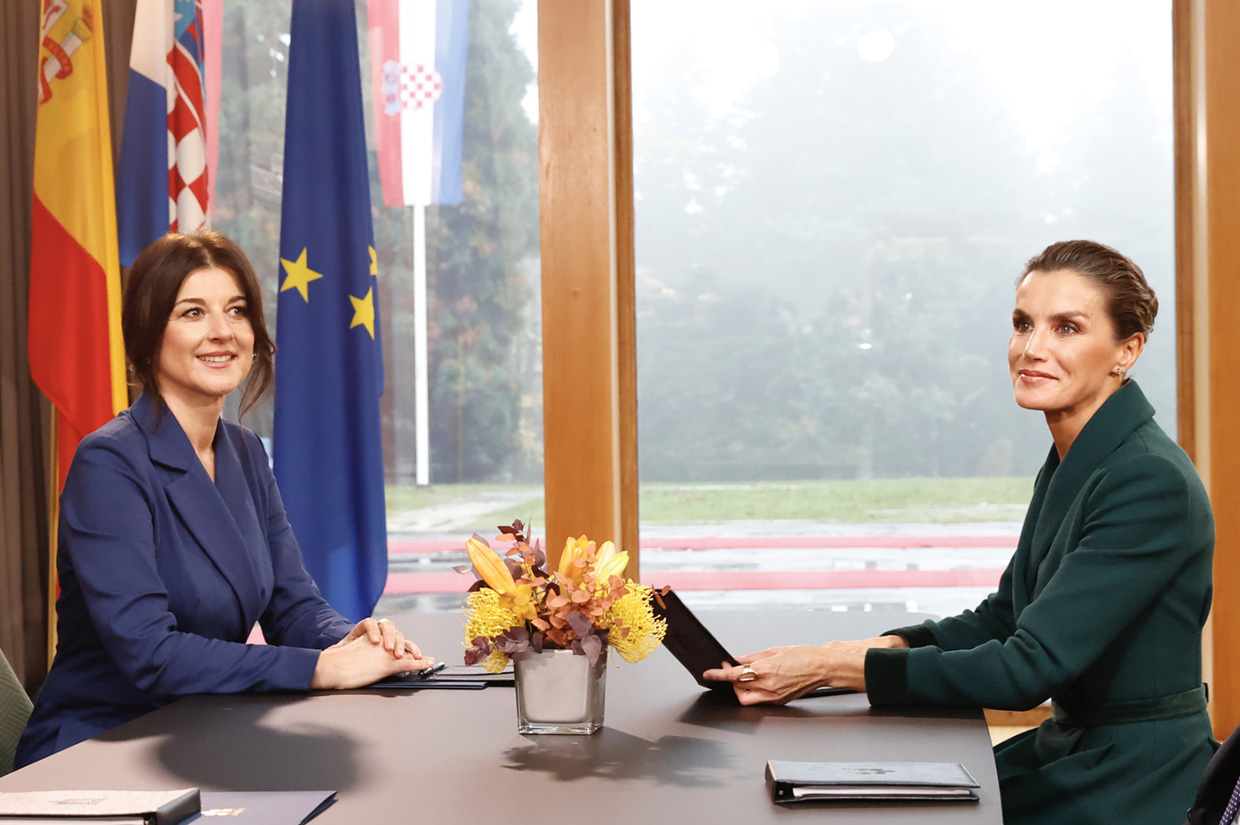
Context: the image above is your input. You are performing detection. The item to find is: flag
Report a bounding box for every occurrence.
[273,0,388,622]
[368,0,469,206]
[116,0,208,267]
[203,0,222,218]
[30,0,128,490]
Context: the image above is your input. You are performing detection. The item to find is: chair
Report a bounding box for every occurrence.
[0,646,33,776]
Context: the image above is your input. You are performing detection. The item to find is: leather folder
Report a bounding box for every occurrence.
[0,788,200,823]
[765,761,980,804]
[651,588,852,699]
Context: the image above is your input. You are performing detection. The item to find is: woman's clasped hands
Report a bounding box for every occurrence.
[310,617,435,689]
[701,635,907,705]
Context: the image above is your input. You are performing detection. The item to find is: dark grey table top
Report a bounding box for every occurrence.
[1,610,1003,823]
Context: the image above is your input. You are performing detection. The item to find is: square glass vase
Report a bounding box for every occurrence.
[513,647,608,734]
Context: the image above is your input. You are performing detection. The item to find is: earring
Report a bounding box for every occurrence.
[1113,366,1126,378]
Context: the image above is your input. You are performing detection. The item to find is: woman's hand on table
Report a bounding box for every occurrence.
[312,634,436,690]
[702,644,866,705]
[332,617,428,661]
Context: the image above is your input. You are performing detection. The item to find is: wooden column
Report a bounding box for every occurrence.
[1176,0,1240,739]
[537,0,638,570]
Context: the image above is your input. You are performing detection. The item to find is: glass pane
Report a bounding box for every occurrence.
[632,0,1174,613]
[215,0,542,614]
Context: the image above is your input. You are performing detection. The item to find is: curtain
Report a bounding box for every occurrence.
[0,0,136,695]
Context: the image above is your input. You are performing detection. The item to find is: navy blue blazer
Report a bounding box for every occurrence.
[15,395,354,767]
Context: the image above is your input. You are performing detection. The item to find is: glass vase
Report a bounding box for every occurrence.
[513,647,607,734]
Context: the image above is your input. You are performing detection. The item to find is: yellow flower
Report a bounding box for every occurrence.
[556,535,592,584]
[466,536,517,593]
[594,540,618,569]
[462,589,522,673]
[499,582,538,623]
[594,547,630,583]
[604,584,667,664]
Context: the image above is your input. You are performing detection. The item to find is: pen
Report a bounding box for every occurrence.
[410,661,448,680]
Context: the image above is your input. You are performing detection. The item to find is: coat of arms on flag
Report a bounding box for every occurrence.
[37,0,94,105]
[368,0,468,207]
[381,60,443,116]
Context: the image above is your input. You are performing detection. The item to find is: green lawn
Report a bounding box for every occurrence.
[384,483,539,513]
[387,477,1033,527]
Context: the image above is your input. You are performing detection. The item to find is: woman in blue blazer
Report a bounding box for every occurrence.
[706,241,1216,824]
[16,232,433,768]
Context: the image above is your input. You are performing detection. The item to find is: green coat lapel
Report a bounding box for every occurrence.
[1019,381,1157,608]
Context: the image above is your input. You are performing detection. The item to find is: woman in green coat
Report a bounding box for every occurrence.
[706,240,1216,824]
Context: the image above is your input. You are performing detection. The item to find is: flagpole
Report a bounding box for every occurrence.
[414,204,430,486]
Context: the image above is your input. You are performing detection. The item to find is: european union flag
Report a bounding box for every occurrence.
[273,0,386,622]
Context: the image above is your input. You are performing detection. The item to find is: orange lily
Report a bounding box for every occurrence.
[466,536,517,593]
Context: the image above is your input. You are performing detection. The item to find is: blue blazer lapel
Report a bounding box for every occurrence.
[133,396,265,627]
[212,428,269,626]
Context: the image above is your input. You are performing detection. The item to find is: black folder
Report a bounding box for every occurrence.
[651,588,852,698]
[198,790,337,824]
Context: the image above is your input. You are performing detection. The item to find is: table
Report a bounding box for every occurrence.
[0,611,1003,823]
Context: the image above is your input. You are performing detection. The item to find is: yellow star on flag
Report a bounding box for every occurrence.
[280,248,324,302]
[369,246,378,276]
[350,288,376,338]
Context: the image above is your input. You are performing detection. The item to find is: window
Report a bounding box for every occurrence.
[213,0,542,613]
[632,0,1175,614]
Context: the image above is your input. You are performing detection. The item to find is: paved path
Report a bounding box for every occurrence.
[375,518,1022,620]
[385,488,538,534]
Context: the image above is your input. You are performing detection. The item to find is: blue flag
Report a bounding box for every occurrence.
[273,0,386,622]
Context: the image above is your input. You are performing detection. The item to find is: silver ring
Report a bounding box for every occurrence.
[738,664,758,683]
[376,618,392,625]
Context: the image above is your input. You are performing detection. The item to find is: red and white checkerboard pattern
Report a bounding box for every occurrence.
[165,1,207,234]
[400,63,443,110]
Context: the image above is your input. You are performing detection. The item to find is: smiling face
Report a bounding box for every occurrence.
[1009,268,1144,444]
[154,266,255,414]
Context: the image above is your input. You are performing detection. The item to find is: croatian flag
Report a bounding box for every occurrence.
[368,0,468,207]
[117,0,207,266]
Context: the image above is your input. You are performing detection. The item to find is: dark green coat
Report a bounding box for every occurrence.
[867,381,1215,825]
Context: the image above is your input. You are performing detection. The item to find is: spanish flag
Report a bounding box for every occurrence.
[29,0,128,492]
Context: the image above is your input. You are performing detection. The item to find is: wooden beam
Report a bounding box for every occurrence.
[1174,0,1199,467]
[537,0,638,571]
[1176,0,1240,739]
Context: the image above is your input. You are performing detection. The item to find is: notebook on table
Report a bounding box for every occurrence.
[0,788,199,824]
[765,761,981,804]
[0,789,337,825]
[366,662,512,689]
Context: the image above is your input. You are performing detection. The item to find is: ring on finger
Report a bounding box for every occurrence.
[738,664,758,683]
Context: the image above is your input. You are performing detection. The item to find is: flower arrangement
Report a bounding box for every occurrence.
[459,521,667,673]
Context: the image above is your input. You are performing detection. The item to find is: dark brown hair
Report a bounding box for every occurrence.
[1019,240,1158,341]
[122,231,275,418]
